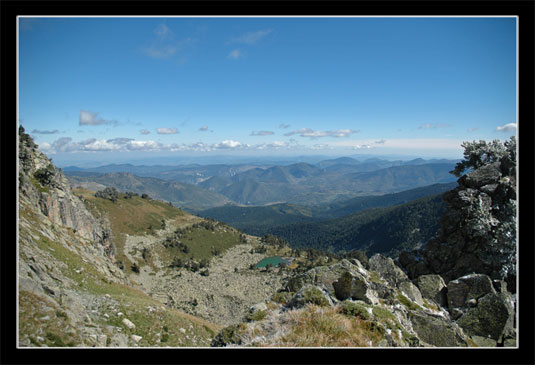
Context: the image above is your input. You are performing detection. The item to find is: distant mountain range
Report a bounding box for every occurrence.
[65,157,459,207]
[66,172,230,210]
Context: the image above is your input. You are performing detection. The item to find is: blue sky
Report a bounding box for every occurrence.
[18,17,517,165]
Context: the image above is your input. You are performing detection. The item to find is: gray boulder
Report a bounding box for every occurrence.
[285,259,364,295]
[447,274,496,310]
[415,274,447,307]
[409,312,468,347]
[369,254,409,288]
[398,281,425,307]
[456,292,515,341]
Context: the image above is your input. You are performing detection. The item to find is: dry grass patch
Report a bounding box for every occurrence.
[272,305,384,347]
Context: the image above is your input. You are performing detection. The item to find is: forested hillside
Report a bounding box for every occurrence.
[260,193,448,257]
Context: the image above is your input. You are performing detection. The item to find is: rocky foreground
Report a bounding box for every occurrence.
[212,255,516,347]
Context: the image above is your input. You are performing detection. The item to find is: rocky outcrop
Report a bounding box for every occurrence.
[399,147,517,293]
[18,126,115,259]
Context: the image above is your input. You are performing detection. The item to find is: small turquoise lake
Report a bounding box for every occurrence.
[255,256,289,268]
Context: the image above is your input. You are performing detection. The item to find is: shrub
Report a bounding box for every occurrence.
[340,301,371,320]
[131,262,140,273]
[346,250,370,269]
[272,291,294,305]
[303,287,330,307]
[246,310,267,322]
[117,260,125,270]
[34,164,55,186]
[95,187,119,203]
[169,257,183,268]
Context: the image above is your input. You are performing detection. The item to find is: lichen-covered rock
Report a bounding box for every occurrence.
[447,274,496,310]
[369,254,409,288]
[415,274,447,307]
[456,292,515,341]
[287,285,335,308]
[284,259,365,294]
[470,335,497,347]
[409,312,468,347]
[398,281,425,307]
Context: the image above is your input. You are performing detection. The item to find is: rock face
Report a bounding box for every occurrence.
[18,126,115,258]
[399,143,517,293]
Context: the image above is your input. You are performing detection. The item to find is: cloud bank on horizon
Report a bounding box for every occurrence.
[19,17,517,162]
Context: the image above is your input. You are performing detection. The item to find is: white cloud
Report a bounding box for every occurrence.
[140,129,151,135]
[374,139,387,145]
[154,23,172,39]
[199,125,209,131]
[267,141,289,148]
[79,110,117,126]
[31,129,59,134]
[279,123,290,129]
[419,123,451,129]
[82,139,123,151]
[467,127,478,133]
[255,141,290,150]
[496,123,516,132]
[353,144,372,149]
[232,29,272,45]
[228,49,243,60]
[107,138,134,145]
[250,130,275,136]
[38,142,52,152]
[126,140,164,151]
[157,128,178,135]
[213,140,243,149]
[51,137,72,151]
[143,23,194,59]
[284,128,358,139]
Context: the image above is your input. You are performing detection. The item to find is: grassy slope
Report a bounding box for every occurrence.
[74,188,194,273]
[18,204,221,347]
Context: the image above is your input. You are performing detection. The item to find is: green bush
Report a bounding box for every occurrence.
[340,301,371,320]
[34,164,55,186]
[303,287,330,307]
[246,310,267,322]
[272,291,294,305]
